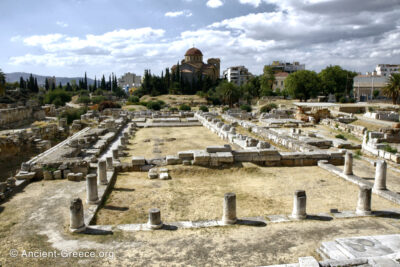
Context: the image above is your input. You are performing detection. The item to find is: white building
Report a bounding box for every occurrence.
[269,61,305,73]
[223,66,252,86]
[353,74,388,101]
[118,72,142,88]
[375,64,400,77]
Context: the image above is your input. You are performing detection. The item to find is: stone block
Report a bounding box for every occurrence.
[178,150,195,160]
[216,152,234,163]
[206,145,232,153]
[53,170,62,179]
[193,151,211,165]
[159,173,170,180]
[166,155,182,165]
[15,171,36,180]
[131,156,146,166]
[43,170,53,180]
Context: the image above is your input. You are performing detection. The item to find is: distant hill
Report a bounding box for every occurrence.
[5,72,95,86]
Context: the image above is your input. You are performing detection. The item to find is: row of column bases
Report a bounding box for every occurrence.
[70,153,117,233]
[344,151,387,191]
[70,186,372,233]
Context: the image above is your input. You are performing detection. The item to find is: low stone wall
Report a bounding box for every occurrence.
[364,111,399,122]
[0,106,45,129]
[321,118,366,138]
[362,131,400,163]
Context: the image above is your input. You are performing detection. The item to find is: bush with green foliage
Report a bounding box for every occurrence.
[77,95,91,104]
[260,103,278,113]
[92,95,106,104]
[354,149,362,159]
[240,104,252,112]
[383,144,398,154]
[98,101,121,112]
[179,104,191,111]
[335,134,346,140]
[146,101,162,110]
[44,89,71,107]
[59,107,87,124]
[127,96,140,104]
[199,105,209,112]
[169,107,178,112]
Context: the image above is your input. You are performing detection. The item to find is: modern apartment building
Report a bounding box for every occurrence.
[375,64,400,77]
[268,61,305,73]
[223,66,252,86]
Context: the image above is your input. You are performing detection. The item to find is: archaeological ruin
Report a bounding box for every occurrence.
[1,102,400,266]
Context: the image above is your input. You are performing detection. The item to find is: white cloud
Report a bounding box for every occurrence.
[56,21,69,28]
[206,0,223,8]
[8,0,400,76]
[165,10,192,17]
[238,0,262,7]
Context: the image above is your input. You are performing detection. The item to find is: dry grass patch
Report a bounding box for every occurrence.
[95,164,399,225]
[120,126,234,161]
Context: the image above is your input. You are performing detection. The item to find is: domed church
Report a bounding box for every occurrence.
[171,47,220,85]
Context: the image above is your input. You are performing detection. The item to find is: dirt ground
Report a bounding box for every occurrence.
[304,125,362,144]
[95,164,399,225]
[120,126,233,161]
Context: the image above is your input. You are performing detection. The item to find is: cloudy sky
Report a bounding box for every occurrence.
[1,0,400,78]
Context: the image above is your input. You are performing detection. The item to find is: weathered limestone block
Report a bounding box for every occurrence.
[159,172,170,180]
[222,193,237,225]
[131,156,146,166]
[21,162,31,172]
[206,145,232,153]
[43,170,53,180]
[257,141,270,149]
[166,155,182,165]
[6,178,16,188]
[178,151,195,161]
[53,170,62,180]
[193,151,211,165]
[86,174,100,205]
[67,173,83,182]
[356,186,372,215]
[216,152,234,163]
[112,149,119,159]
[147,208,163,229]
[69,198,86,233]
[291,190,307,220]
[15,171,36,180]
[148,169,158,179]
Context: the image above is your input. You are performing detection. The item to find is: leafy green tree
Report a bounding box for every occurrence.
[285,70,321,101]
[100,75,106,90]
[0,68,5,96]
[260,66,275,96]
[318,65,357,98]
[382,73,400,104]
[216,80,240,107]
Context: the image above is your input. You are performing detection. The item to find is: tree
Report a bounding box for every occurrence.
[382,73,400,104]
[45,78,49,91]
[260,66,275,96]
[100,75,106,90]
[318,65,357,98]
[34,77,39,92]
[285,70,321,101]
[84,72,88,90]
[93,76,97,91]
[216,80,240,107]
[0,68,5,96]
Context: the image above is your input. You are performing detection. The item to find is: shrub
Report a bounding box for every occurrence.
[335,134,346,140]
[179,104,191,111]
[44,89,71,107]
[98,101,121,112]
[222,107,229,112]
[169,107,178,112]
[77,95,91,104]
[59,107,87,124]
[260,103,278,113]
[146,101,161,111]
[354,149,362,159]
[368,106,375,112]
[127,96,140,104]
[240,104,252,112]
[383,144,398,154]
[199,105,209,112]
[92,95,106,104]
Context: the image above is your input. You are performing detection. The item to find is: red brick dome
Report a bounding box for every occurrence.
[185,47,203,56]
